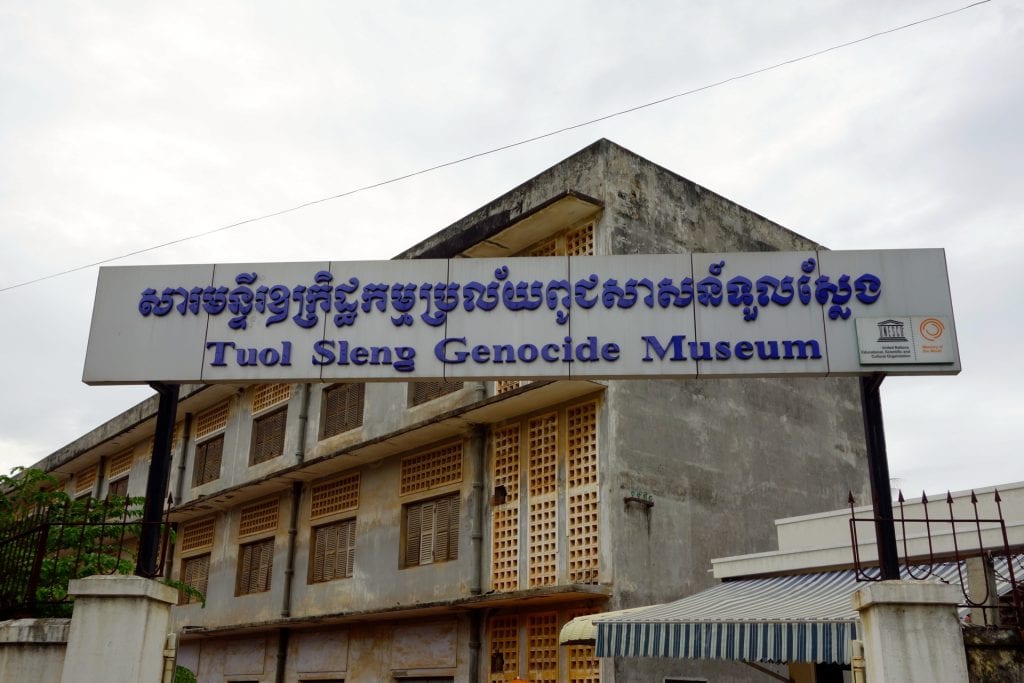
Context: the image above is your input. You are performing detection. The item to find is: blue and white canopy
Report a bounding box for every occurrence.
[591,563,976,665]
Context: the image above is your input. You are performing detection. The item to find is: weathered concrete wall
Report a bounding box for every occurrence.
[604,375,867,608]
[180,618,466,683]
[178,382,486,506]
[398,139,815,261]
[582,142,868,609]
[175,425,484,630]
[964,627,1024,682]
[0,618,69,683]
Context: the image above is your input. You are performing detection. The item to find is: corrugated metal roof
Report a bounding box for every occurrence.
[591,563,973,664]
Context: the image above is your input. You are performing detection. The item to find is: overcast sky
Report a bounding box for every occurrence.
[1,1,1020,500]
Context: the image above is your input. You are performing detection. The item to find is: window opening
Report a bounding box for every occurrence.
[237,537,275,595]
[179,554,210,605]
[321,383,365,439]
[239,498,279,537]
[192,434,224,486]
[526,613,558,683]
[400,442,463,496]
[310,519,356,583]
[310,473,360,520]
[408,381,463,406]
[404,493,460,567]
[250,406,287,465]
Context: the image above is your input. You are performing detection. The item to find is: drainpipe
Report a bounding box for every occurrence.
[164,412,194,580]
[274,628,291,683]
[281,481,302,619]
[851,640,867,683]
[469,423,486,683]
[469,424,486,596]
[469,611,482,683]
[293,383,310,465]
[276,384,311,682]
[175,412,194,504]
[282,384,311,617]
[281,383,311,619]
[161,632,178,683]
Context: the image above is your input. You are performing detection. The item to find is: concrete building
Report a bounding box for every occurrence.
[35,139,872,682]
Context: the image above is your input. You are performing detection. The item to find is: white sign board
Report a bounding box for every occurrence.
[82,249,960,384]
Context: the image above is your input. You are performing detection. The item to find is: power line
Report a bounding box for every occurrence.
[0,0,991,293]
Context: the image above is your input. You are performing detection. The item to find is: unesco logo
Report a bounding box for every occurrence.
[919,317,945,342]
[875,319,908,343]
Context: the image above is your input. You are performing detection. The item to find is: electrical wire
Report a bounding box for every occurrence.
[0,0,991,293]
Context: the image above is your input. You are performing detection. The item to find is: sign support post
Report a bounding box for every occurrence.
[859,374,900,580]
[135,382,179,577]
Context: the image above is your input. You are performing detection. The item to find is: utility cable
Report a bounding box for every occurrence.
[0,0,991,293]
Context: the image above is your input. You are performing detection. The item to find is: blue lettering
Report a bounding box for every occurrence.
[576,337,599,362]
[236,347,258,366]
[735,341,754,360]
[369,346,391,365]
[206,341,235,366]
[517,344,538,362]
[755,340,780,360]
[312,340,335,366]
[493,344,515,363]
[687,341,712,361]
[782,339,822,360]
[393,347,415,372]
[715,341,731,360]
[642,335,687,362]
[436,337,468,363]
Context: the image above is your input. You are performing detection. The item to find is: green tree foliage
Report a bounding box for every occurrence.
[174,665,198,683]
[1,467,146,615]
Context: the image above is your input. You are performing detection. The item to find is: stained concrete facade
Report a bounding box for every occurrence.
[33,140,871,682]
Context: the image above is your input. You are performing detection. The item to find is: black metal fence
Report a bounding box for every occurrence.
[849,488,1024,629]
[0,495,172,619]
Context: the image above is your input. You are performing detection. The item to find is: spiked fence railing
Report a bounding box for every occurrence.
[0,494,173,618]
[849,488,1023,629]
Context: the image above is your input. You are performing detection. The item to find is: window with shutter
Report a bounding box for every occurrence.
[179,554,210,605]
[106,477,129,498]
[403,493,460,567]
[250,407,287,465]
[237,538,275,595]
[408,380,463,407]
[309,519,356,583]
[405,503,421,567]
[192,434,224,486]
[320,383,365,439]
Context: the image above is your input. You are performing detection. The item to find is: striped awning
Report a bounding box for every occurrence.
[593,564,970,665]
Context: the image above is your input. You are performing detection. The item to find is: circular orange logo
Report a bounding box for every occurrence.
[919,318,944,341]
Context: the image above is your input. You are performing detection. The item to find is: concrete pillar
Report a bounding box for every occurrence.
[853,580,968,683]
[965,556,1000,626]
[60,575,178,683]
